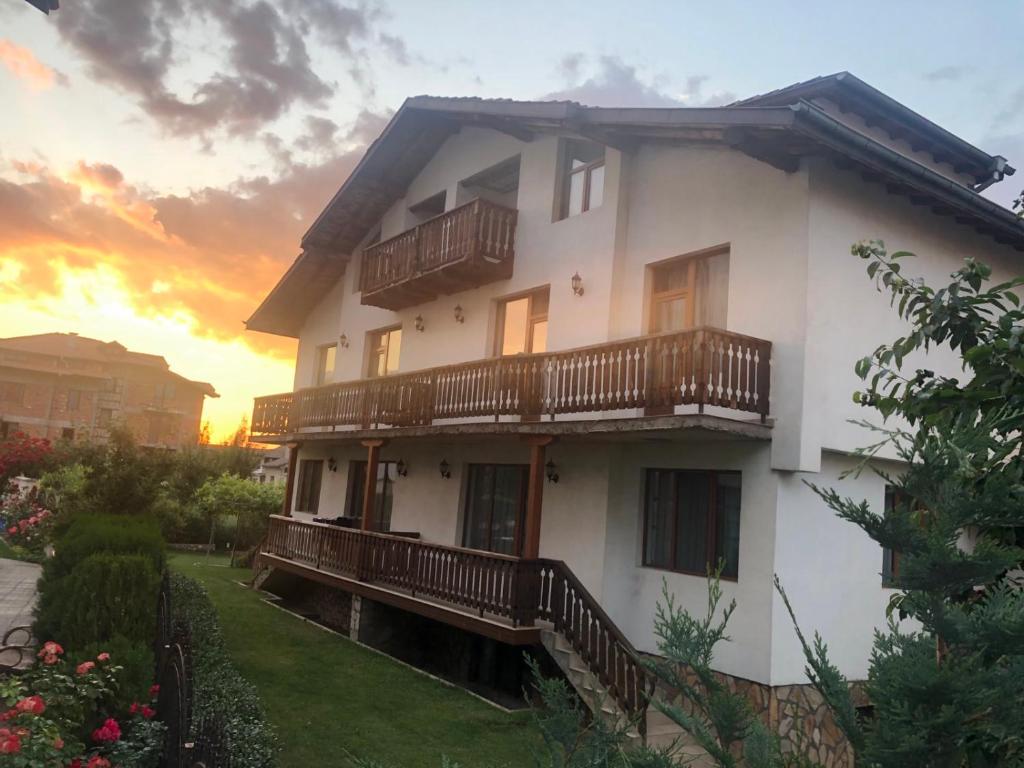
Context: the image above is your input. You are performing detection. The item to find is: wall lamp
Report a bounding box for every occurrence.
[439,459,451,479]
[339,333,350,348]
[453,305,465,323]
[396,459,409,477]
[545,460,559,484]
[414,315,425,332]
[327,457,338,472]
[571,272,584,297]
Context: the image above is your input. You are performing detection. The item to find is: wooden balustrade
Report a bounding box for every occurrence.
[359,198,517,309]
[251,327,771,435]
[262,516,651,719]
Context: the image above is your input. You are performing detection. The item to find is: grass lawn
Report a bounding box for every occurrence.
[169,553,540,768]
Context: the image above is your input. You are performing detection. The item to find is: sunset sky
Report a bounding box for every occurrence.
[1,0,1022,441]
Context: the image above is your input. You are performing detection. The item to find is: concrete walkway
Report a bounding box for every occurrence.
[0,558,41,668]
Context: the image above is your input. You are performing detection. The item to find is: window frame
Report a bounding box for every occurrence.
[314,343,337,386]
[461,463,530,556]
[641,468,742,581]
[366,325,402,379]
[494,287,550,357]
[557,140,606,220]
[345,459,397,531]
[295,459,324,514]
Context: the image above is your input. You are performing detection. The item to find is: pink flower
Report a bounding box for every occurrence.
[0,728,20,754]
[128,702,139,715]
[53,736,64,749]
[149,684,160,698]
[68,759,82,768]
[14,695,45,715]
[87,757,111,768]
[141,705,156,719]
[6,527,15,535]
[76,661,95,675]
[91,718,121,743]
[96,652,110,662]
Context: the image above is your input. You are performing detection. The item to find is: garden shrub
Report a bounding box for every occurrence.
[77,635,157,712]
[169,573,277,767]
[45,513,165,580]
[35,552,161,650]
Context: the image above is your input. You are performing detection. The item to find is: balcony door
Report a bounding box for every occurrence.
[346,460,396,531]
[462,464,529,555]
[648,249,729,333]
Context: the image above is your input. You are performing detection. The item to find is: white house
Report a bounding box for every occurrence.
[245,72,1022,764]
[251,446,288,485]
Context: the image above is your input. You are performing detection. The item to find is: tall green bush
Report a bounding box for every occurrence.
[45,513,165,580]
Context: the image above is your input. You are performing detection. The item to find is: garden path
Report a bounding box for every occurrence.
[0,558,41,667]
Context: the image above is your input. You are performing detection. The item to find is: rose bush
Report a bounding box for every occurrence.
[0,484,55,561]
[0,645,164,767]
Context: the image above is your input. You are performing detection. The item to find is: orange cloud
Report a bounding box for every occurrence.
[0,39,65,90]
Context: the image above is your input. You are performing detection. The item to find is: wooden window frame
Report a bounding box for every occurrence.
[295,459,324,514]
[557,140,605,220]
[645,246,730,334]
[314,343,337,386]
[461,463,530,556]
[494,287,550,357]
[641,468,742,581]
[365,325,402,379]
[345,459,397,531]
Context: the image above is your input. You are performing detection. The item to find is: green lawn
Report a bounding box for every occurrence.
[169,554,540,768]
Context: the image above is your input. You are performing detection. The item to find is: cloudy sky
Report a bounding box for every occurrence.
[1,0,1021,441]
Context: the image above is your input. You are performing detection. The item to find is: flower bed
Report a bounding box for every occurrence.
[0,642,164,766]
[0,483,54,562]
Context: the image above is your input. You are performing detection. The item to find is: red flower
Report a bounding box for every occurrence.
[38,641,64,665]
[96,652,110,662]
[91,718,121,743]
[14,695,45,715]
[0,729,20,754]
[86,757,111,768]
[6,527,15,536]
[0,709,15,722]
[141,705,156,719]
[149,684,160,698]
[67,759,82,768]
[76,661,96,676]
[53,736,64,749]
[128,702,138,715]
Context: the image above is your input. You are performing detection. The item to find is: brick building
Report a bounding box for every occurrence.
[0,333,217,449]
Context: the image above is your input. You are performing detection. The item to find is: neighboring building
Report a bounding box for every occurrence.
[251,446,289,484]
[245,72,1022,761]
[0,333,218,449]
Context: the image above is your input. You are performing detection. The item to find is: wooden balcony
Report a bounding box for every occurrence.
[359,198,517,310]
[259,515,652,717]
[251,327,771,436]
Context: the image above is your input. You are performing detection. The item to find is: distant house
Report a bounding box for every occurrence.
[0,333,217,449]
[251,446,288,484]
[246,72,1022,761]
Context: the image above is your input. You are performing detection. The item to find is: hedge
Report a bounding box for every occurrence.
[169,573,277,767]
[46,513,165,579]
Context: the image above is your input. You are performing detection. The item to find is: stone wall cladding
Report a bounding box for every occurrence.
[308,584,353,633]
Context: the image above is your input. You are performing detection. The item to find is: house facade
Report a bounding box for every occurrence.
[0,333,218,449]
[246,73,1023,763]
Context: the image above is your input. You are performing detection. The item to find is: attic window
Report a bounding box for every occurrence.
[557,139,605,220]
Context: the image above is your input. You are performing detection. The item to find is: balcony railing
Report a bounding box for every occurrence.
[359,198,517,310]
[252,327,771,436]
[261,515,653,717]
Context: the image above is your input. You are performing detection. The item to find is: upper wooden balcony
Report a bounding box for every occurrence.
[251,327,771,437]
[360,198,518,310]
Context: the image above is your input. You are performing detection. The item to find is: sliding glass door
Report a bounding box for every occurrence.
[462,464,528,555]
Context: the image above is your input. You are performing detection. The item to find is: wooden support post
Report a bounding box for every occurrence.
[361,439,387,531]
[522,435,555,560]
[281,442,300,517]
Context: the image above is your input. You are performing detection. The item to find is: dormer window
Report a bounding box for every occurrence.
[558,140,605,220]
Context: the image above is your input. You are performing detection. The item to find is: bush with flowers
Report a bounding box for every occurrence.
[0,484,55,561]
[0,643,164,767]
[0,433,52,488]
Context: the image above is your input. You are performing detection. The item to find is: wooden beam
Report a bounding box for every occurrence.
[281,442,300,517]
[522,435,555,559]
[361,439,386,530]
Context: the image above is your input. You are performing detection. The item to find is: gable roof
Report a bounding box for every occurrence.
[246,75,1024,338]
[0,333,218,397]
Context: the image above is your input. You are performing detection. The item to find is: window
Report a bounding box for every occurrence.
[643,469,742,579]
[496,288,549,356]
[315,344,337,386]
[295,459,324,514]
[61,427,75,441]
[648,250,729,333]
[0,382,26,406]
[558,140,605,219]
[0,421,18,440]
[67,389,82,411]
[462,464,529,555]
[367,327,401,378]
[346,460,398,531]
[882,485,911,586]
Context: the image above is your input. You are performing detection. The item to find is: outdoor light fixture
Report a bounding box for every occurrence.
[453,305,465,323]
[396,459,408,477]
[414,315,425,332]
[571,272,584,296]
[545,460,559,484]
[327,457,338,472]
[439,459,451,479]
[339,333,350,348]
